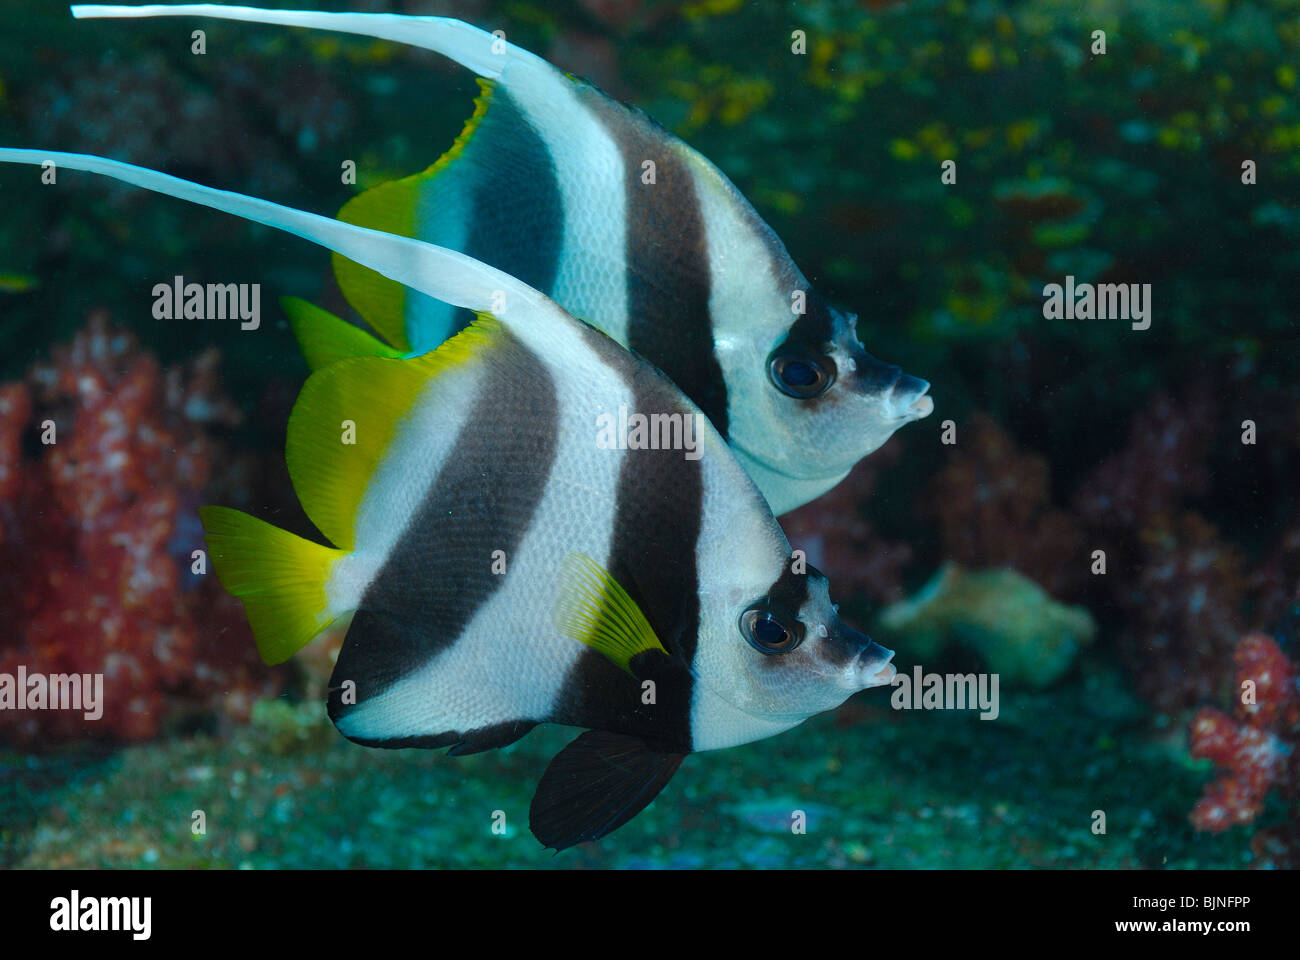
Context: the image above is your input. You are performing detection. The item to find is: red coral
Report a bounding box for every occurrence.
[1118,513,1247,711]
[924,412,1084,598]
[1189,711,1284,829]
[1189,631,1300,866]
[0,383,31,540]
[0,313,278,744]
[782,446,913,609]
[1070,387,1257,711]
[1234,632,1300,730]
[1251,518,1300,633]
[1074,386,1216,532]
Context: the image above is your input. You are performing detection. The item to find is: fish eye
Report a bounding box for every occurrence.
[739,605,804,655]
[768,351,834,399]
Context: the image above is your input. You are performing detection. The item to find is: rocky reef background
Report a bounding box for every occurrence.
[0,0,1296,868]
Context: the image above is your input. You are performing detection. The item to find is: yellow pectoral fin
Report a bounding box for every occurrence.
[555,554,670,675]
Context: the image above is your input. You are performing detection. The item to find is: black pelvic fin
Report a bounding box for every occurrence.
[529,730,685,851]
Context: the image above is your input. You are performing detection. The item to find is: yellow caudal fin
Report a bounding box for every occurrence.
[282,297,403,372]
[199,506,345,664]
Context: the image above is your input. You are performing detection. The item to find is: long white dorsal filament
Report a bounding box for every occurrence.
[0,148,545,317]
[69,4,550,79]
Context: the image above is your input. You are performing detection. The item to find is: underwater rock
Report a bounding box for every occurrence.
[876,563,1095,689]
[0,384,31,511]
[29,49,352,198]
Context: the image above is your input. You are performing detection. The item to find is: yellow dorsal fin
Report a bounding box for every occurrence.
[555,554,670,675]
[332,78,496,351]
[286,312,501,550]
[282,296,403,371]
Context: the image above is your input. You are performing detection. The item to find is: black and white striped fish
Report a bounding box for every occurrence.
[72,3,935,515]
[0,148,898,848]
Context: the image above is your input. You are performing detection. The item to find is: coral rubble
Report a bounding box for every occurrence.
[877,563,1096,688]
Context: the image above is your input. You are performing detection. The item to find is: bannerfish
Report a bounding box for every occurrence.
[0,148,899,848]
[70,3,935,515]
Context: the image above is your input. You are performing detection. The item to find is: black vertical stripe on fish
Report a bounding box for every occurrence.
[780,290,906,407]
[673,135,837,355]
[328,332,559,735]
[447,88,565,335]
[784,286,838,351]
[764,564,814,615]
[753,564,818,679]
[555,327,703,752]
[582,91,729,439]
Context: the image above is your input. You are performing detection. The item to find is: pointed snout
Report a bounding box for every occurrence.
[852,352,933,421]
[885,372,933,421]
[834,620,896,688]
[855,639,897,687]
